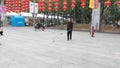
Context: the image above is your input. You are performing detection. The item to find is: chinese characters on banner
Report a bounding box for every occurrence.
[29,2,38,13]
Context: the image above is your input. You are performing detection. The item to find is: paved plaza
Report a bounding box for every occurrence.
[0,27,120,68]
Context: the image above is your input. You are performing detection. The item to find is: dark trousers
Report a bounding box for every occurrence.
[67,31,72,40]
[117,25,119,28]
[0,31,3,35]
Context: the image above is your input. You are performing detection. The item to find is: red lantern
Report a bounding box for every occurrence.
[8,1,11,4]
[63,1,67,6]
[15,1,18,4]
[80,0,86,8]
[63,6,67,11]
[105,0,111,7]
[10,0,13,2]
[6,7,8,9]
[48,3,52,7]
[54,6,59,11]
[71,4,75,10]
[81,0,86,2]
[15,1,17,4]
[71,0,76,4]
[6,4,8,7]
[71,0,76,10]
[25,2,29,5]
[18,1,21,4]
[81,2,86,8]
[15,7,17,10]
[25,0,29,1]
[6,1,9,4]
[41,3,45,6]
[21,2,24,5]
[117,0,120,6]
[22,5,25,8]
[12,1,15,4]
[39,3,42,6]
[17,8,20,10]
[55,2,59,6]
[6,0,10,1]
[26,5,29,8]
[6,8,9,12]
[48,7,52,12]
[42,7,45,11]
[17,4,20,7]
[55,0,59,2]
[12,7,15,10]
[48,0,52,3]
[8,7,11,9]
[17,10,20,12]
[39,0,43,3]
[39,7,42,11]
[18,7,20,10]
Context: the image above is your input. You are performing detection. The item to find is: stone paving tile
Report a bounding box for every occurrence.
[0,27,120,68]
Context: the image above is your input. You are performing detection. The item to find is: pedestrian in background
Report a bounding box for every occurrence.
[67,18,73,40]
[0,27,3,36]
[118,20,120,32]
[0,19,3,35]
[0,19,3,27]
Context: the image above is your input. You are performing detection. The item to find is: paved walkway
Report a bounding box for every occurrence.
[0,27,120,68]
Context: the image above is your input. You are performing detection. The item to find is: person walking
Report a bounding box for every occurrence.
[67,18,73,40]
[0,19,3,27]
[0,27,3,36]
[0,19,3,35]
[118,20,120,32]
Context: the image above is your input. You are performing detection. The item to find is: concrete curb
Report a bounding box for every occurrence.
[48,28,120,34]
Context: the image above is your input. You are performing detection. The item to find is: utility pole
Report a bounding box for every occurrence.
[33,0,36,26]
[1,0,4,5]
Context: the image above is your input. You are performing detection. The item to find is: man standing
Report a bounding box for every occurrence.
[0,16,3,36]
[67,18,73,40]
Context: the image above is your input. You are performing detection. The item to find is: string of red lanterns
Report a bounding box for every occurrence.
[6,0,30,13]
[21,0,30,12]
[6,0,12,12]
[71,0,76,10]
[54,0,59,11]
[15,0,21,13]
[38,0,45,12]
[48,0,52,12]
[6,0,120,13]
[63,0,68,11]
[38,0,42,11]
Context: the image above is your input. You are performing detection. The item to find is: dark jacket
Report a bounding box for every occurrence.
[0,20,3,27]
[67,21,73,31]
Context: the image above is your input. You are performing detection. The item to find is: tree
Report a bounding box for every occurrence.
[99,0,119,31]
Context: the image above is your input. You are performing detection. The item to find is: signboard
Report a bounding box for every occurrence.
[34,3,38,13]
[29,2,34,13]
[91,3,100,31]
[29,2,38,13]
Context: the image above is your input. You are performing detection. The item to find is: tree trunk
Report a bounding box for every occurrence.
[99,0,105,31]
